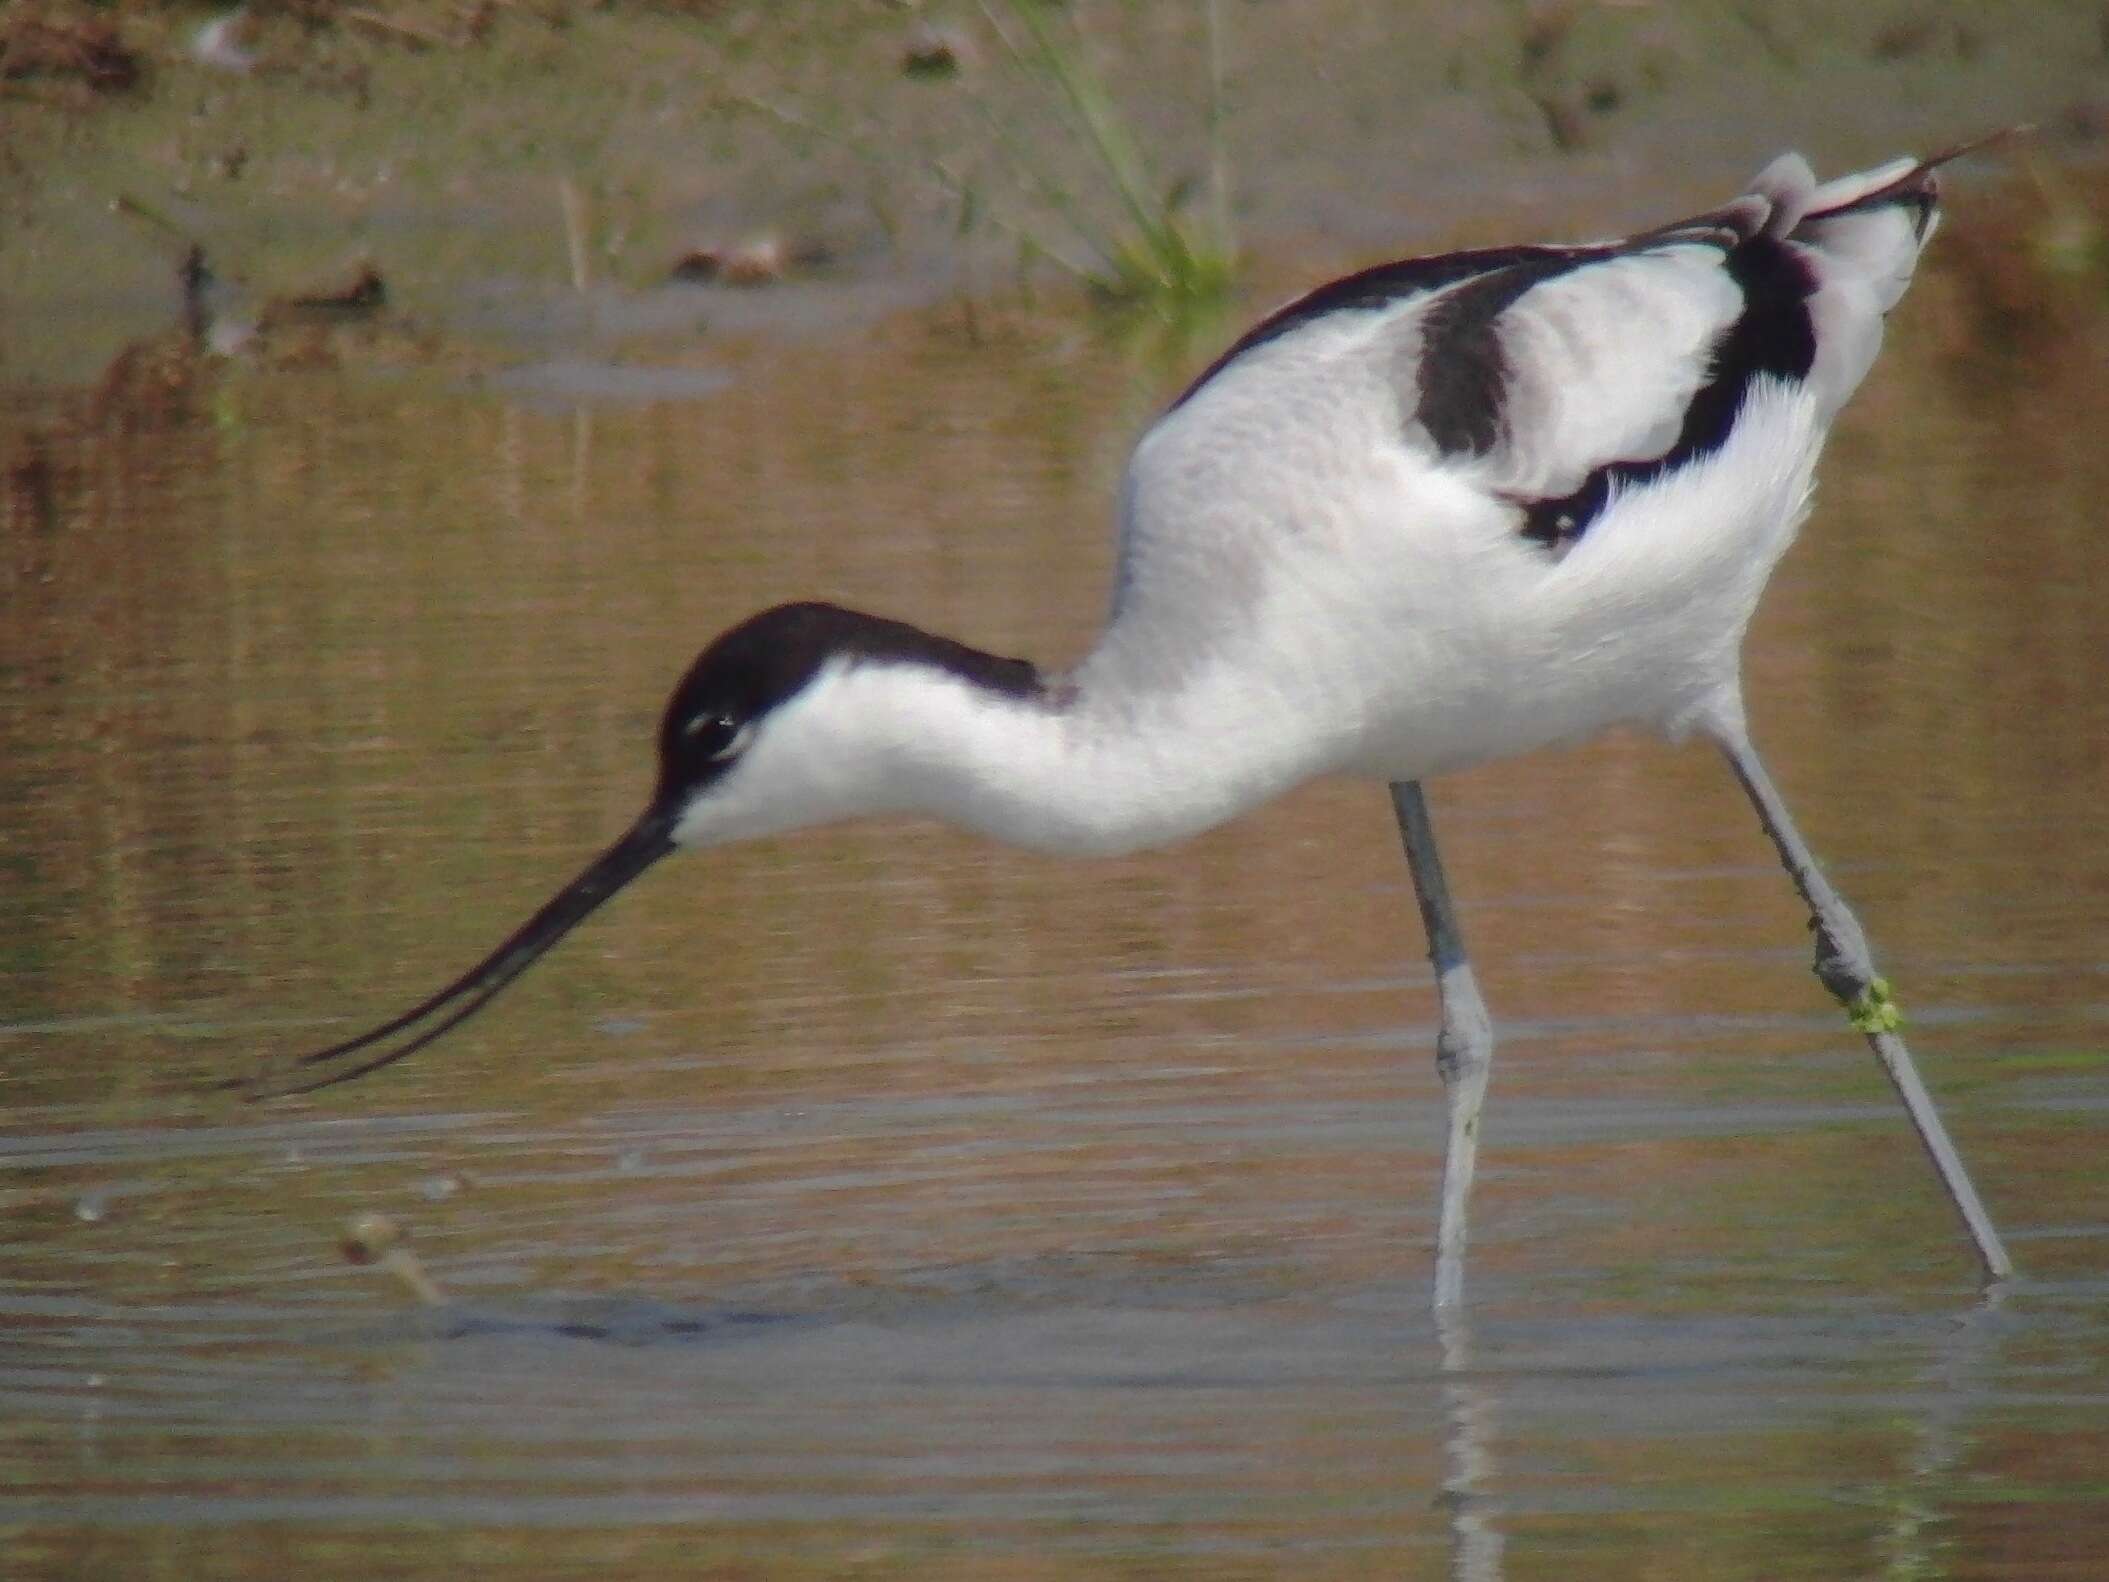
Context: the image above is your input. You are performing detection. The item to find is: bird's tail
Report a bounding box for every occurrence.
[1759,130,2024,313]
[1743,132,2022,420]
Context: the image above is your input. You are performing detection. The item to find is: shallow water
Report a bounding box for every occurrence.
[3,224,2108,1578]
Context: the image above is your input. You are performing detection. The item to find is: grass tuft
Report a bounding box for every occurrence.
[975,0,1237,315]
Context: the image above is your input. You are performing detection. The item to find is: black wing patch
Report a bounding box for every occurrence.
[1164,176,1844,555]
[1414,251,1599,455]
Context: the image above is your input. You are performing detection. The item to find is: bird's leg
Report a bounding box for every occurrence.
[1389,781,1497,1310]
[1713,730,2013,1283]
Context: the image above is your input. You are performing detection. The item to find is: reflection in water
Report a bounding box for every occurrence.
[1877,1287,2010,1581]
[1438,1308,1505,1582]
[1432,1288,2024,1582]
[2,188,2108,1577]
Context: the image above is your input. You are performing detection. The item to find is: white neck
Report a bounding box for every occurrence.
[674,651,1336,859]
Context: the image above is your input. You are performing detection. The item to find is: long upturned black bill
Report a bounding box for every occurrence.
[237,809,679,1099]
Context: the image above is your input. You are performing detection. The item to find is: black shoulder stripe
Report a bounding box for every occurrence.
[1165,208,1775,424]
[1165,243,1593,415]
[1520,234,1819,551]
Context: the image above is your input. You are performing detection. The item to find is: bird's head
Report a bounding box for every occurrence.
[241,601,1038,1097]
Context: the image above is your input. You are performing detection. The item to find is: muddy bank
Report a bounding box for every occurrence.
[2,1,2105,388]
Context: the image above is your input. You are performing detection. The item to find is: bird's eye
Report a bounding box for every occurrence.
[682,712,747,761]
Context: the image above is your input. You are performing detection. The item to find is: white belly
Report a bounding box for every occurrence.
[1042,383,1825,857]
[1335,382,1826,780]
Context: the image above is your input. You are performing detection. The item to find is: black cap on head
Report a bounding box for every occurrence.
[656,601,1042,799]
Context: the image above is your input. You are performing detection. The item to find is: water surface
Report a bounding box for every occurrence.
[3,219,2107,1578]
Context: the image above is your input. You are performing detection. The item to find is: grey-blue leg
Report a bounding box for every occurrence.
[1390,781,1496,1310]
[1714,729,2013,1282]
